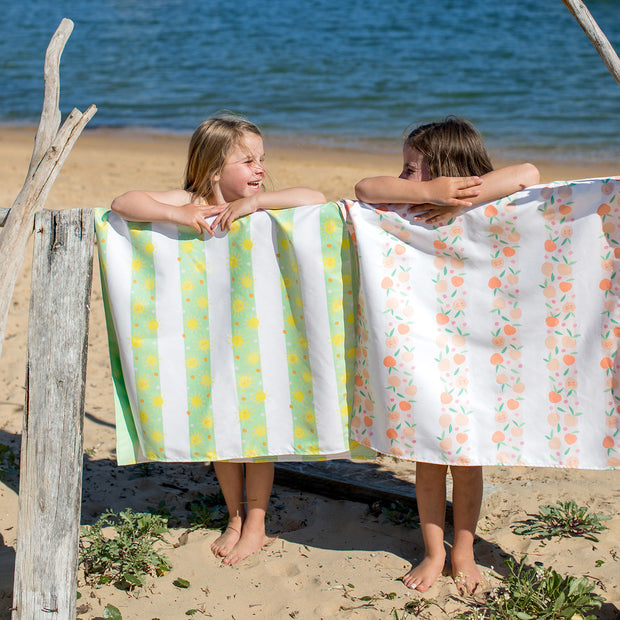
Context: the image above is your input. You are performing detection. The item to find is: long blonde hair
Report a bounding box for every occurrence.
[405,116,493,178]
[184,115,262,201]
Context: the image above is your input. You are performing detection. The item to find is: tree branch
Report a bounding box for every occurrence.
[0,20,96,361]
[562,0,620,86]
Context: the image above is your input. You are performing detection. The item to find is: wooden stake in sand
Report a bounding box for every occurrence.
[12,209,94,620]
[0,18,96,361]
[562,0,620,86]
[0,17,97,620]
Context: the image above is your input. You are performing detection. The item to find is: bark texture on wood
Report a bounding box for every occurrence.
[26,18,73,180]
[0,18,96,361]
[562,0,620,85]
[12,209,94,620]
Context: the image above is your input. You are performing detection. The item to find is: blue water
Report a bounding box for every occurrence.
[1,0,619,162]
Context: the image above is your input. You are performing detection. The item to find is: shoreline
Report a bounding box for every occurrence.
[1,125,617,211]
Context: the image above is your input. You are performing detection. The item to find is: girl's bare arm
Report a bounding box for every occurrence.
[213,187,327,231]
[111,189,225,233]
[354,175,482,207]
[418,163,540,224]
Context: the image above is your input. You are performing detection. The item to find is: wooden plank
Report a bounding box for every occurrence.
[275,462,420,511]
[12,209,94,620]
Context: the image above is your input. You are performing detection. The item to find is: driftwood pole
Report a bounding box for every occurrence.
[11,209,94,620]
[0,18,96,361]
[562,0,620,86]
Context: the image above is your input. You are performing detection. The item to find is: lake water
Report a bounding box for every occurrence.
[1,0,619,162]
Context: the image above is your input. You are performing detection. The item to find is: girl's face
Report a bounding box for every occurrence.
[213,132,266,202]
[399,146,430,182]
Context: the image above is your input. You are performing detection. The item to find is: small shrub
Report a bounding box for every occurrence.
[513,500,610,542]
[80,508,171,589]
[370,500,420,529]
[186,491,228,530]
[0,443,18,478]
[456,556,604,619]
[148,499,178,526]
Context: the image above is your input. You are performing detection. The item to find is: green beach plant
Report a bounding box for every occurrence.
[392,598,443,619]
[456,556,604,619]
[148,499,178,526]
[185,491,228,530]
[0,443,18,478]
[371,500,420,529]
[513,500,610,542]
[103,605,122,619]
[79,508,171,589]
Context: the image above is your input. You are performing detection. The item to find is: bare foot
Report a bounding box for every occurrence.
[222,524,266,565]
[210,517,242,558]
[402,553,446,592]
[451,549,482,595]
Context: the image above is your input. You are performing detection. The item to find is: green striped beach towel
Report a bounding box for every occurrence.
[94,203,373,465]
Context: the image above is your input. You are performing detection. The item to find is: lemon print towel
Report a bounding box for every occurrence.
[95,203,369,465]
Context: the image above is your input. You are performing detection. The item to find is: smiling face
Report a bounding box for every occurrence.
[212,132,266,203]
[399,146,430,182]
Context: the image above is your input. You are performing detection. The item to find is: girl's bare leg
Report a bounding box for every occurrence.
[211,462,245,557]
[450,465,483,594]
[223,462,274,565]
[403,462,448,591]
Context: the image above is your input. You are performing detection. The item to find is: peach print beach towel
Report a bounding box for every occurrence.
[347,177,619,469]
[96,179,619,469]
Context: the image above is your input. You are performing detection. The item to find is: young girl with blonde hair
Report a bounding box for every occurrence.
[112,115,328,565]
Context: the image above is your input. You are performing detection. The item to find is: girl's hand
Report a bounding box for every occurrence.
[410,204,464,226]
[212,196,258,232]
[175,202,226,234]
[427,176,482,207]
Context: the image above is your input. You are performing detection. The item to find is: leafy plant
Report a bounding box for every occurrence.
[513,500,610,542]
[0,443,18,478]
[392,599,443,619]
[103,605,122,619]
[371,500,420,529]
[79,508,171,589]
[456,556,604,619]
[185,491,228,530]
[148,499,178,526]
[173,577,191,589]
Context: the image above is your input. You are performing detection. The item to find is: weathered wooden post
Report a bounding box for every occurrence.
[9,209,94,619]
[0,16,96,620]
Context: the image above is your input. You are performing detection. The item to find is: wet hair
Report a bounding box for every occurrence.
[404,116,493,178]
[184,114,262,201]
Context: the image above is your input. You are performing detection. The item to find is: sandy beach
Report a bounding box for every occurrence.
[0,126,619,619]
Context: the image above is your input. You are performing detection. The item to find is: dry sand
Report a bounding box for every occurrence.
[0,126,619,619]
